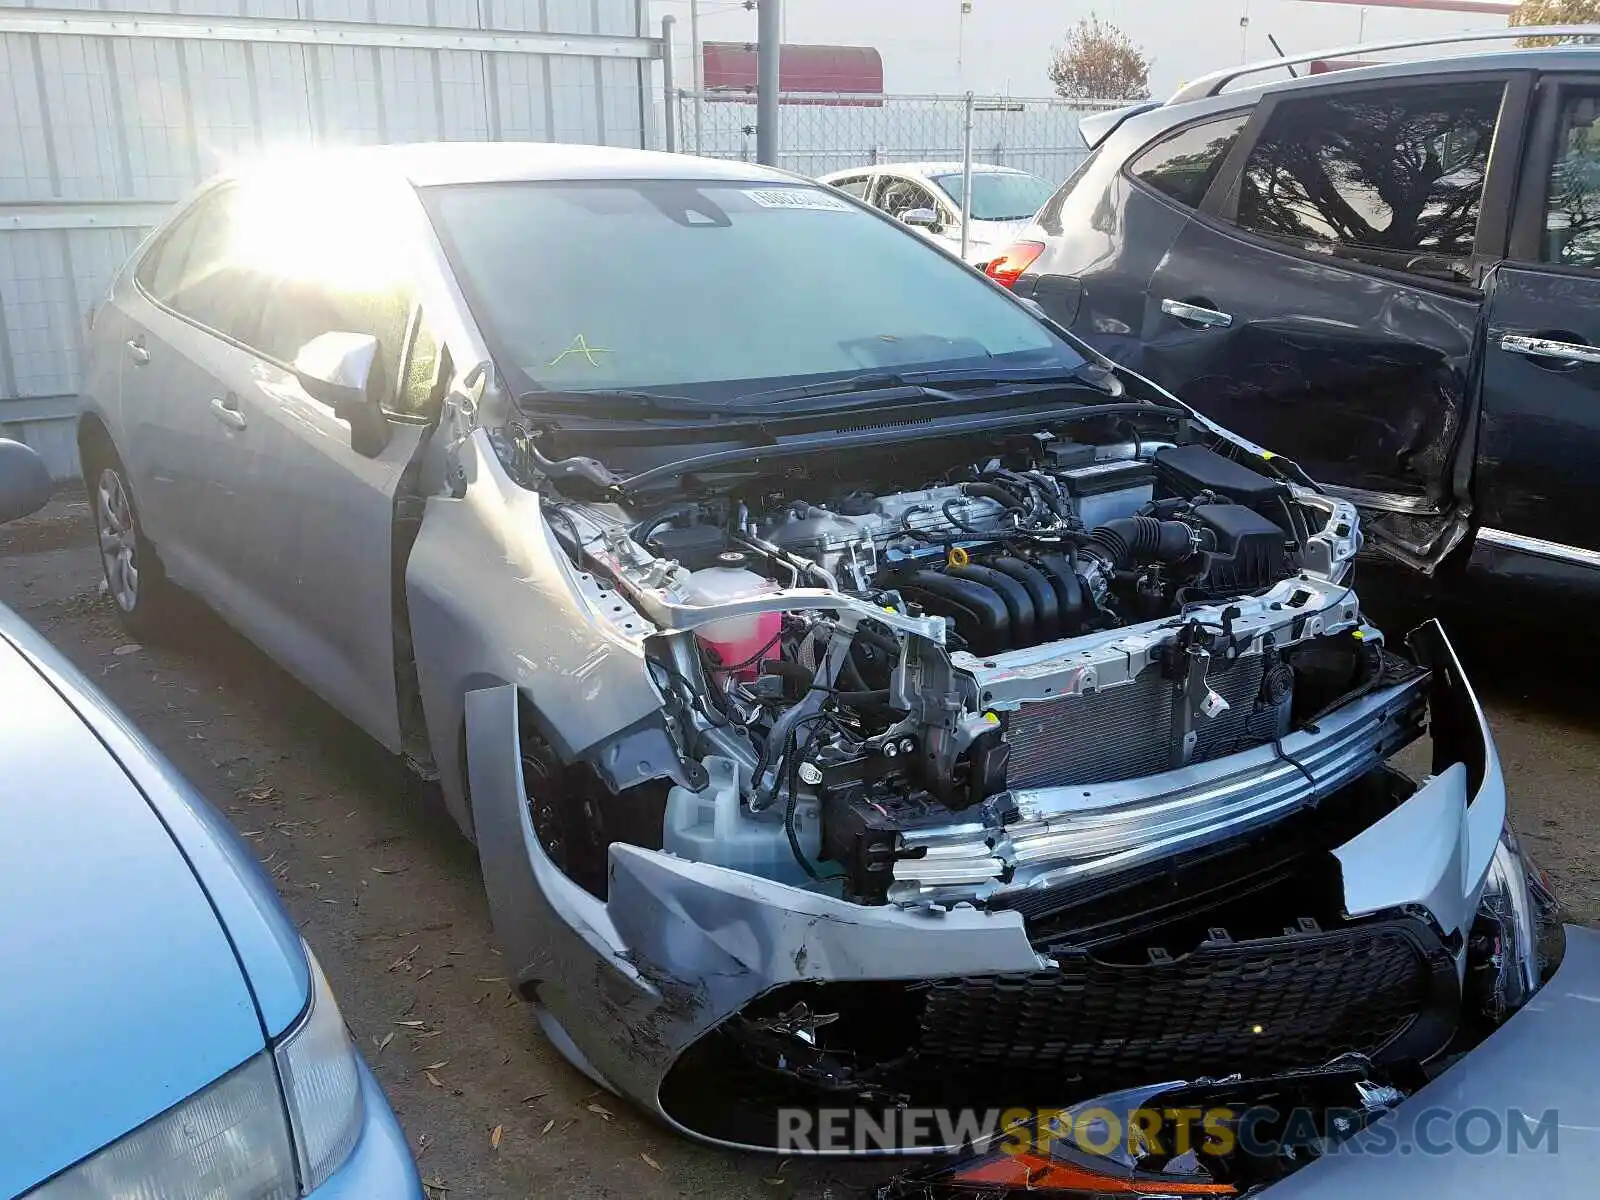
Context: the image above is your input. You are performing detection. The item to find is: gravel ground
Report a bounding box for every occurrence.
[4,495,1597,1198]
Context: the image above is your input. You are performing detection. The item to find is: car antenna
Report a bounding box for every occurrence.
[1267,34,1299,78]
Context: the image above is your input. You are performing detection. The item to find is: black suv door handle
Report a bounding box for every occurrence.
[1161,298,1233,330]
[1500,333,1600,367]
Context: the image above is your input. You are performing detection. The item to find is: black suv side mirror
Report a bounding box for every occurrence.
[0,438,53,525]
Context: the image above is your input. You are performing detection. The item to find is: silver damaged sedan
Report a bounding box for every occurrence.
[77,143,1561,1163]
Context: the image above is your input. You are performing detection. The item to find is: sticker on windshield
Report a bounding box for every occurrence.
[744,187,853,212]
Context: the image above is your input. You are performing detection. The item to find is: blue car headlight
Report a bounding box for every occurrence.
[28,946,364,1198]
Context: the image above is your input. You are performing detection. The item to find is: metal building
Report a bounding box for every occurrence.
[0,1,661,478]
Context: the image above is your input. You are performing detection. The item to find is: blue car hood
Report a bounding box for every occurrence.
[0,638,267,1197]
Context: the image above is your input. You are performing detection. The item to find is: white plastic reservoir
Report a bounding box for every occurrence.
[664,755,821,886]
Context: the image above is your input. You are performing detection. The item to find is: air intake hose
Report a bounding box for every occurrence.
[1085,516,1200,568]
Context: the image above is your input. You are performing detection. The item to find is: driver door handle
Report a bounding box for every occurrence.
[1161,298,1233,329]
[1500,333,1600,365]
[209,394,247,431]
[125,337,150,366]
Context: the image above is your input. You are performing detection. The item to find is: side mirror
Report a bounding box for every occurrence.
[901,207,941,231]
[293,331,390,458]
[0,438,53,525]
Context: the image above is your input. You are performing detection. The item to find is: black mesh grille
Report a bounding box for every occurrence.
[911,922,1433,1100]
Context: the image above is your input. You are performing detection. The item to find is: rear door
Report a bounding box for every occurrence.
[1141,73,1531,569]
[1473,77,1600,579]
[115,186,272,595]
[1023,110,1252,369]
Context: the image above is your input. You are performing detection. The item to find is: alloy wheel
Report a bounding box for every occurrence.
[95,467,140,613]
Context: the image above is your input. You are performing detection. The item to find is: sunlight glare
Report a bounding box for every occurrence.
[229,162,408,294]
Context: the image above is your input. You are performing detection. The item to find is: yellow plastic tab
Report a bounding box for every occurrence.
[947,545,971,568]
[983,711,1000,724]
[1261,450,1277,461]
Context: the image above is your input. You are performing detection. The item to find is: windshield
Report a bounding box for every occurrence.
[423,180,1084,397]
[931,171,1057,222]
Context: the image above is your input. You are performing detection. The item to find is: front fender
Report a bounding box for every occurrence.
[406,429,666,831]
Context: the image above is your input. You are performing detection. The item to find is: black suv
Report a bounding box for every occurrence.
[994,29,1600,589]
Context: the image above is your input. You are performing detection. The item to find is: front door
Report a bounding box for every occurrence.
[1474,78,1600,579]
[196,182,435,752]
[1142,73,1530,568]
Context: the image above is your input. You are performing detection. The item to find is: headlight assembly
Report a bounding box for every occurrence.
[28,945,363,1199]
[1471,822,1565,1023]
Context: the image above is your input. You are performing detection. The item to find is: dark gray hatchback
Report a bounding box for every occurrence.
[994,27,1600,593]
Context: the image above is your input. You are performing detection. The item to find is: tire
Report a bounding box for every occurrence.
[85,447,175,636]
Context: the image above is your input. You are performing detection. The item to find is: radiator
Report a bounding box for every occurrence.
[1005,653,1288,789]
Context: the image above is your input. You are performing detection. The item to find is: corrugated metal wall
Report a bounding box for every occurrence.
[0,1,659,478]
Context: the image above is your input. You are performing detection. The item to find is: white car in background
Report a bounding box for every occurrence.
[819,161,1056,268]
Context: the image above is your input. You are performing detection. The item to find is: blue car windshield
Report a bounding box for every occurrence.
[424,179,1085,400]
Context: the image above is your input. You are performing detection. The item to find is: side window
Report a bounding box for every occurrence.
[830,174,870,199]
[1544,93,1600,268]
[1235,80,1505,280]
[230,181,419,406]
[876,177,940,220]
[1128,112,1251,210]
[136,188,264,338]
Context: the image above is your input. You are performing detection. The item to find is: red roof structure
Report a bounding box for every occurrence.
[701,42,884,105]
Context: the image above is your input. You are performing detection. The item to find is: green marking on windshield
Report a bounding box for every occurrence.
[548,334,612,368]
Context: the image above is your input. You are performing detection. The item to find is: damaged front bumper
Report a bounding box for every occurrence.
[467,621,1517,1154]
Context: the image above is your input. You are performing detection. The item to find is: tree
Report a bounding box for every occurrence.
[1510,0,1600,46]
[1047,14,1152,103]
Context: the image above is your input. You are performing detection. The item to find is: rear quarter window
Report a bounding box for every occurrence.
[1127,112,1252,210]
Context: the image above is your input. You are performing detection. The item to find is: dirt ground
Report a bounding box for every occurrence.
[4,495,1598,1199]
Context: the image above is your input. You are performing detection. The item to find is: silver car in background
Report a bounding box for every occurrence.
[818,161,1056,267]
[76,143,1560,1172]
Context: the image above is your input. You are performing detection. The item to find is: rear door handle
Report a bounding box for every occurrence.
[1499,333,1600,365]
[1161,298,1233,329]
[125,337,150,366]
[209,394,247,431]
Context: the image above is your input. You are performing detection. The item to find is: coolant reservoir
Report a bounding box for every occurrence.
[682,553,781,679]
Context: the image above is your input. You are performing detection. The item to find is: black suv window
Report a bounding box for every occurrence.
[1129,112,1250,209]
[1545,92,1600,269]
[1236,81,1505,281]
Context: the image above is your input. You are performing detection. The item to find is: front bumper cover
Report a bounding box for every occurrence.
[466,620,1508,1154]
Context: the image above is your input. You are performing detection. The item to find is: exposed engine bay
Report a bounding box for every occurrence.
[486,402,1558,1159]
[521,422,1384,908]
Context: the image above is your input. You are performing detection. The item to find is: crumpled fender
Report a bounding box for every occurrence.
[406,429,670,832]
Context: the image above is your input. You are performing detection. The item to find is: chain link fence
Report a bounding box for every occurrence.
[672,90,1123,185]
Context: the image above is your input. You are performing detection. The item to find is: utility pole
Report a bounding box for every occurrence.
[662,15,680,152]
[1240,0,1252,62]
[689,0,703,153]
[756,0,781,166]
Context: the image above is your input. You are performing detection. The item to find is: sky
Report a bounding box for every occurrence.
[648,0,1519,99]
